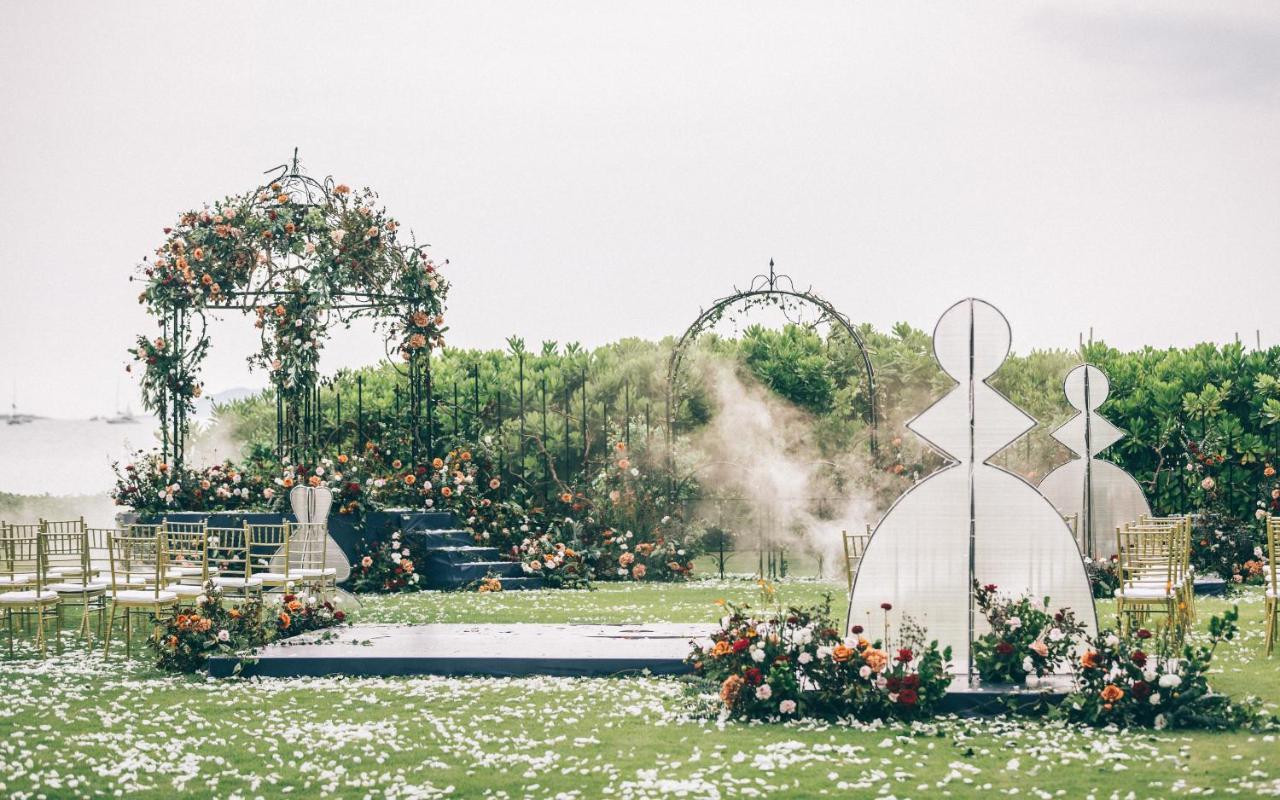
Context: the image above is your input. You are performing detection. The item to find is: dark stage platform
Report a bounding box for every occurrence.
[208,623,713,678]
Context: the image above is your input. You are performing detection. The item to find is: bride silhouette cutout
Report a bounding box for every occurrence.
[1038,364,1151,561]
[847,298,1096,674]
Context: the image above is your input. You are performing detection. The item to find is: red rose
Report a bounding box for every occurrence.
[744,667,763,685]
[983,583,997,592]
[851,625,864,635]
[902,674,920,690]
[334,611,346,622]
[995,641,1014,656]
[896,648,914,663]
[1131,680,1151,700]
[880,603,893,611]
[897,688,919,705]
[732,639,750,653]
[1136,629,1152,640]
[1131,650,1147,667]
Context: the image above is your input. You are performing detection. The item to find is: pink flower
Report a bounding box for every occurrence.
[778,699,796,714]
[1029,640,1049,658]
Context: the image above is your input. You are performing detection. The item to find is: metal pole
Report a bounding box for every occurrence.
[624,379,631,450]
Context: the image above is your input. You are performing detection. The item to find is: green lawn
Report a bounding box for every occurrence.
[0,580,1276,799]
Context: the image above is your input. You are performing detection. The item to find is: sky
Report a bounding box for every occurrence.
[1,0,1277,419]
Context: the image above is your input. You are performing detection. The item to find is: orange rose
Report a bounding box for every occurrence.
[720,674,744,705]
[432,457,444,469]
[1081,651,1099,670]
[711,641,732,658]
[1101,684,1123,703]
[832,644,854,663]
[404,474,416,485]
[279,613,291,627]
[441,486,452,498]
[862,648,889,672]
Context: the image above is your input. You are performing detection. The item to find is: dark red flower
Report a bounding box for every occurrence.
[995,641,1014,656]
[897,688,919,705]
[334,611,346,622]
[902,674,920,689]
[1131,680,1151,700]
[732,638,750,653]
[1136,629,1152,640]
[880,603,893,611]
[744,667,763,685]
[896,648,914,663]
[851,625,864,635]
[886,675,902,692]
[1131,650,1147,667]
[983,583,997,592]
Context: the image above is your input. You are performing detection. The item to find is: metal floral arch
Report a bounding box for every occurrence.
[664,261,879,471]
[131,151,447,471]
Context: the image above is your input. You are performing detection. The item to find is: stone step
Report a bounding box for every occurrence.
[421,545,504,565]
[428,560,525,583]
[395,510,457,532]
[407,529,476,548]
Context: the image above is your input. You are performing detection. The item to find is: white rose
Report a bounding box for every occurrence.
[859,665,872,679]
[798,652,813,665]
[754,684,772,700]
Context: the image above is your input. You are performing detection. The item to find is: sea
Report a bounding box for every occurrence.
[0,416,164,497]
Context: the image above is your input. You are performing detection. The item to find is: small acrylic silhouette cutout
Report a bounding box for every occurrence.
[1038,365,1151,561]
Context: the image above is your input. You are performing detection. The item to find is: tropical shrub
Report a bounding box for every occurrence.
[1059,609,1267,731]
[971,582,1086,685]
[689,597,951,722]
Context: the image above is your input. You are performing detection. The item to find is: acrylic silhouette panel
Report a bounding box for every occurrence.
[848,298,1097,672]
[1039,364,1151,561]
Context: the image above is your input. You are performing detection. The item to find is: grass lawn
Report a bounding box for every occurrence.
[0,579,1276,799]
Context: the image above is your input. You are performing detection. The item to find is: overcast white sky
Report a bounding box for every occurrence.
[1,1,1277,418]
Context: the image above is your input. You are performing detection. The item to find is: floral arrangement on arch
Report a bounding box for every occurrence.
[129,160,448,432]
[1059,608,1268,731]
[690,597,951,722]
[971,582,1087,686]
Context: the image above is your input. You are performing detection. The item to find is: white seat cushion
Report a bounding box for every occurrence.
[112,590,178,603]
[0,590,59,604]
[168,566,206,577]
[49,582,108,593]
[1117,585,1175,599]
[0,574,35,586]
[167,584,204,597]
[255,572,294,582]
[297,568,337,577]
[212,576,263,588]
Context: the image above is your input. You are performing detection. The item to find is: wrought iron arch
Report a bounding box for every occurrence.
[664,261,879,475]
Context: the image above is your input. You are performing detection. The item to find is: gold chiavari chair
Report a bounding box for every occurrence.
[207,525,263,603]
[1063,512,1080,552]
[290,521,336,599]
[0,523,39,592]
[40,518,88,580]
[1136,515,1195,624]
[0,523,62,657]
[1265,515,1278,657]
[842,526,872,593]
[248,521,299,593]
[103,528,177,657]
[43,521,107,643]
[1114,522,1179,642]
[162,521,210,607]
